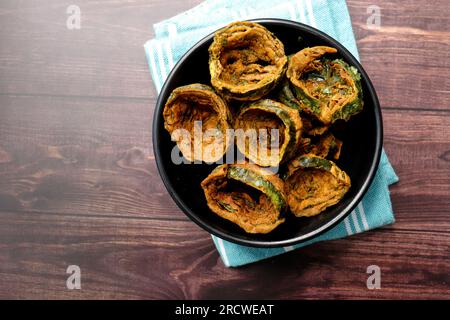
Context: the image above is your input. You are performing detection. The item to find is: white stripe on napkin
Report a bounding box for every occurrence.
[344,216,353,235]
[284,245,295,252]
[351,210,362,233]
[146,41,162,92]
[231,10,241,20]
[305,0,317,27]
[296,0,307,23]
[164,40,175,71]
[155,41,168,83]
[167,23,178,38]
[287,4,297,21]
[358,203,370,230]
[239,8,248,19]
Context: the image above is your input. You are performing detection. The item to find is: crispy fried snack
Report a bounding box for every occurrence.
[276,77,329,136]
[201,163,286,233]
[287,46,363,124]
[209,21,287,101]
[163,84,232,163]
[234,99,302,167]
[284,154,351,217]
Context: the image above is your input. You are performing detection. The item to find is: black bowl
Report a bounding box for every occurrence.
[153,19,382,248]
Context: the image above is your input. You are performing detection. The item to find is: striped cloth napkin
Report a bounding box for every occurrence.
[145,0,399,267]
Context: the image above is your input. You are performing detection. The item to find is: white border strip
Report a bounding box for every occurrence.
[231,10,240,21]
[164,40,175,71]
[284,246,295,252]
[358,203,370,231]
[305,0,317,27]
[167,23,178,39]
[155,41,168,82]
[287,4,297,21]
[146,41,162,93]
[344,217,353,235]
[239,8,248,19]
[296,0,307,24]
[166,24,177,70]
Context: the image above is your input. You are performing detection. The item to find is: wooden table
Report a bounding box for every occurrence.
[0,0,449,299]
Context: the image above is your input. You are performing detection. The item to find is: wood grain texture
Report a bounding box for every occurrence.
[0,0,201,98]
[0,99,449,222]
[0,211,448,299]
[0,0,449,299]
[347,0,450,110]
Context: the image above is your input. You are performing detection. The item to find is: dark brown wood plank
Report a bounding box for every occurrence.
[0,211,448,299]
[347,0,450,32]
[0,95,184,219]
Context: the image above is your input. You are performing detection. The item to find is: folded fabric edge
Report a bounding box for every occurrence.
[211,235,231,267]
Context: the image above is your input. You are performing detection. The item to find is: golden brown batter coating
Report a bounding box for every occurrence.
[209,21,287,101]
[285,154,350,217]
[163,84,232,163]
[234,99,302,167]
[201,163,286,233]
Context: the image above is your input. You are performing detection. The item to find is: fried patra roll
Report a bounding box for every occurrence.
[284,154,350,217]
[201,163,286,234]
[234,99,302,167]
[276,78,329,136]
[163,84,232,163]
[286,46,363,125]
[209,21,288,101]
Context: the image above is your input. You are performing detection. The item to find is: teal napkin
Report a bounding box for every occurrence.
[145,0,399,267]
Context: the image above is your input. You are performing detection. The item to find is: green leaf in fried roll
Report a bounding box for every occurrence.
[284,154,351,217]
[201,163,286,234]
[234,99,303,167]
